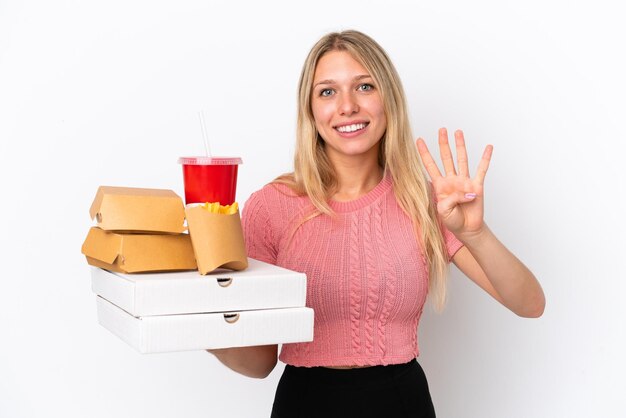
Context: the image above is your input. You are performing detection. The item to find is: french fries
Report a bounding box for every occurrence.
[200,202,239,214]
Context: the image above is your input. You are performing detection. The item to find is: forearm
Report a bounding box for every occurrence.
[208,344,278,379]
[458,224,545,317]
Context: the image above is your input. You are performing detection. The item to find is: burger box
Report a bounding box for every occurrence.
[92,258,315,353]
[82,227,197,273]
[89,186,186,233]
[81,186,197,273]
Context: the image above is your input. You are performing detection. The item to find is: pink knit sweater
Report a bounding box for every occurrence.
[241,175,463,367]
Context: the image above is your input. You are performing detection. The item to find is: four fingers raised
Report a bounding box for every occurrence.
[417,128,492,186]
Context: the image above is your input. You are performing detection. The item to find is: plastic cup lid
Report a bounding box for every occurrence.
[177,157,243,165]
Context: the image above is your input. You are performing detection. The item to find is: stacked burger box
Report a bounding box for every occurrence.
[82,186,313,354]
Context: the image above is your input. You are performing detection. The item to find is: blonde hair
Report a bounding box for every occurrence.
[275,30,450,310]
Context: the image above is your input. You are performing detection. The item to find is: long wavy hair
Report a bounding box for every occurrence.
[274,30,450,310]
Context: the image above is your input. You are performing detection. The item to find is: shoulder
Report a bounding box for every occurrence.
[242,177,309,223]
[244,181,300,208]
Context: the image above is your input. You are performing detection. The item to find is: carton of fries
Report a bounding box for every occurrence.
[185,202,248,274]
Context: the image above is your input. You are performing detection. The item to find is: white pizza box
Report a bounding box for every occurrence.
[96,296,314,353]
[91,258,307,316]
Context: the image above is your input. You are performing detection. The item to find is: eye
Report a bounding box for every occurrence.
[358,83,374,92]
[320,88,334,97]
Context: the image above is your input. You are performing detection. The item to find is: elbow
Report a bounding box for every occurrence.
[516,294,546,318]
[252,370,274,379]
[519,304,544,318]
[252,345,279,379]
[207,345,278,379]
[249,358,278,379]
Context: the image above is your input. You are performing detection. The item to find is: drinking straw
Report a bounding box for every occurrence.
[198,110,212,157]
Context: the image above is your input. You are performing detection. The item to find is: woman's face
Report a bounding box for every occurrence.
[310,50,387,164]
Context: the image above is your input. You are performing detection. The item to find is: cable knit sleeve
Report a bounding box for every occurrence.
[241,188,278,265]
[441,223,464,262]
[427,181,465,262]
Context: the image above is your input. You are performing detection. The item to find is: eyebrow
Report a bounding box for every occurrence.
[313,74,373,88]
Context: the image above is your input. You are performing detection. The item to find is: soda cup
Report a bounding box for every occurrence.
[178,157,243,205]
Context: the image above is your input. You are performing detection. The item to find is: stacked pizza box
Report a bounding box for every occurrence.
[82,186,313,354]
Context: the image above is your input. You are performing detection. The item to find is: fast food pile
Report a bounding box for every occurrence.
[80,156,313,354]
[81,186,248,274]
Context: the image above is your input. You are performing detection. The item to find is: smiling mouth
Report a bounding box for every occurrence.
[335,122,369,133]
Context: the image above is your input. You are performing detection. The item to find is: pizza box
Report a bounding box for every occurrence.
[91,258,307,316]
[96,296,314,353]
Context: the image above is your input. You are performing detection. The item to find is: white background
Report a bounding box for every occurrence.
[1,1,624,417]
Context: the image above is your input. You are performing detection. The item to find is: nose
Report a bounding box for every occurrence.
[338,92,359,116]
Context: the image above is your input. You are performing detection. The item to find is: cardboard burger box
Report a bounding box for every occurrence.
[82,227,197,273]
[89,186,186,233]
[81,186,197,273]
[92,258,314,353]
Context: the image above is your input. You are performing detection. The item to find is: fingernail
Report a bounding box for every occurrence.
[465,193,476,199]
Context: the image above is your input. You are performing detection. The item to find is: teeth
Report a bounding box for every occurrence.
[336,123,366,133]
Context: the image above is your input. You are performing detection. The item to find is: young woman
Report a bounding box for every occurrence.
[209,30,545,418]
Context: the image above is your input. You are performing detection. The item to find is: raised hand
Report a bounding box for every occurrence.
[416,128,493,239]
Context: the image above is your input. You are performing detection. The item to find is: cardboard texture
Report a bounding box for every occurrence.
[89,186,186,233]
[96,296,315,353]
[90,258,307,316]
[81,227,197,273]
[185,205,248,274]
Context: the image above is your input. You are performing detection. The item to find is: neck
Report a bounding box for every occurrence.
[329,153,384,202]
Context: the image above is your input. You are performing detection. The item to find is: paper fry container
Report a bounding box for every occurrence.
[185,205,248,274]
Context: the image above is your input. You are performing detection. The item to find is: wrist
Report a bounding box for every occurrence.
[456,224,491,247]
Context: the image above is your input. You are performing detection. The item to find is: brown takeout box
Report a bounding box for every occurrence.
[81,227,197,273]
[90,186,186,233]
[185,205,248,275]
